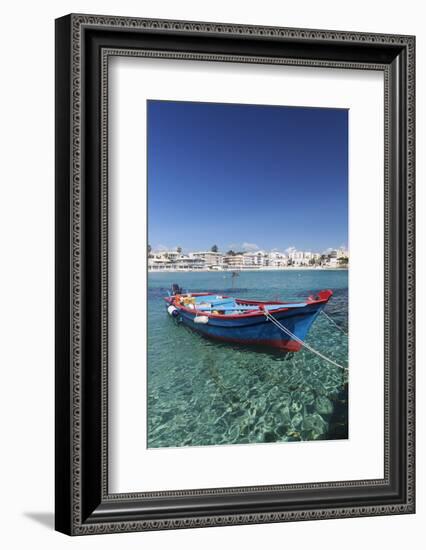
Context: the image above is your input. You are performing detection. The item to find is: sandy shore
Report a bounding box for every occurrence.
[148,267,348,273]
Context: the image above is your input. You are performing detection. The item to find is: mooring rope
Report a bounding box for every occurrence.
[320,310,348,336]
[264,310,348,371]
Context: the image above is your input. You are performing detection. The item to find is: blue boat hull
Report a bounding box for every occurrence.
[165,294,331,352]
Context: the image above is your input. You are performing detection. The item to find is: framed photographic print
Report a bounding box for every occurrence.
[55,14,415,535]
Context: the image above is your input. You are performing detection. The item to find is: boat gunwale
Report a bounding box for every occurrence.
[164,290,333,320]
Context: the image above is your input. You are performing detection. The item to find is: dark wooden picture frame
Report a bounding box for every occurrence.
[55,14,415,535]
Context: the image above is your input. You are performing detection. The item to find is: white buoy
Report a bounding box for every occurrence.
[194,315,209,324]
[167,305,177,316]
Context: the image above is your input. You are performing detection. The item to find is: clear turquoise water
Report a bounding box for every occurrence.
[147,270,348,448]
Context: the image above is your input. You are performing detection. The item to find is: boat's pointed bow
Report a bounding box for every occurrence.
[307,289,333,303]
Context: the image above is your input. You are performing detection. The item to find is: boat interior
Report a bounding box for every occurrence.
[174,293,308,315]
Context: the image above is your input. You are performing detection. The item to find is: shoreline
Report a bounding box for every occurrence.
[148,267,348,273]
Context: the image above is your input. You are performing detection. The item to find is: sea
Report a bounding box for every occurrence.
[147,269,348,448]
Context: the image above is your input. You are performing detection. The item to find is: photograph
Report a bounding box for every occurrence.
[52,9,415,538]
[147,99,349,449]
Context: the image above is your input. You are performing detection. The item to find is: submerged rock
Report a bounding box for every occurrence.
[290,400,302,413]
[315,396,334,415]
[281,405,291,425]
[280,393,292,408]
[301,391,315,405]
[276,423,290,436]
[291,411,303,428]
[263,431,277,443]
[302,413,327,434]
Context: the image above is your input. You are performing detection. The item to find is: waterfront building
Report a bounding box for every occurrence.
[148,250,205,271]
[288,250,312,267]
[266,251,288,268]
[147,247,348,271]
[223,254,245,269]
[191,251,224,268]
[243,251,266,268]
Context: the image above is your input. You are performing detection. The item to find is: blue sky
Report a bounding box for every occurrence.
[147,100,348,253]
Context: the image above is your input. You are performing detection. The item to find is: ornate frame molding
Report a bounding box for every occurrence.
[55,14,415,535]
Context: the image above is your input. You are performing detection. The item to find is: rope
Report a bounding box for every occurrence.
[321,310,348,335]
[264,310,348,371]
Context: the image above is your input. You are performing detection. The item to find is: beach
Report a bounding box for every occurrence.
[148,266,349,273]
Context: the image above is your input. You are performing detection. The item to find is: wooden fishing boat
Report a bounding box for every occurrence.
[164,284,333,352]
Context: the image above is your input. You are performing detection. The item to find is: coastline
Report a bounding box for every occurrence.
[148,267,348,273]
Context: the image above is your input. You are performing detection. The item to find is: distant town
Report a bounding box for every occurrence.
[148,245,349,272]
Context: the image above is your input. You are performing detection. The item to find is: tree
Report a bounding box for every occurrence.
[148,244,152,255]
[226,250,236,256]
[176,246,182,254]
[211,244,218,253]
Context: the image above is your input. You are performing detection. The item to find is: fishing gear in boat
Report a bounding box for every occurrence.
[171,283,183,295]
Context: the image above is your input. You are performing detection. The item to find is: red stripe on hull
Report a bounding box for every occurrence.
[202,332,302,352]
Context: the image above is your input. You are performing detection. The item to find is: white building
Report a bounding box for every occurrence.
[288,250,312,266]
[321,248,349,268]
[148,247,348,271]
[266,251,288,268]
[148,250,204,271]
[174,255,205,270]
[191,251,224,268]
[148,251,173,270]
[336,247,349,259]
[223,254,244,269]
[243,251,265,268]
